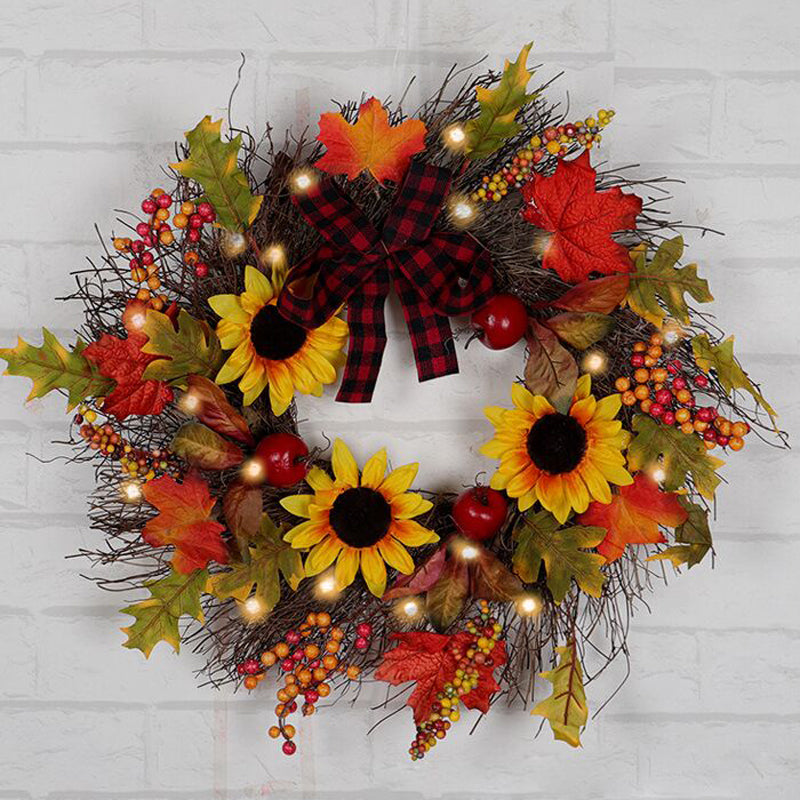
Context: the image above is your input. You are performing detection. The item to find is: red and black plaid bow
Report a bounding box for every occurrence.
[276,162,496,403]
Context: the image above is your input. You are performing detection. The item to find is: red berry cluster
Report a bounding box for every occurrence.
[73,405,176,480]
[616,333,750,452]
[237,612,370,755]
[472,110,613,203]
[112,188,217,306]
[410,600,501,761]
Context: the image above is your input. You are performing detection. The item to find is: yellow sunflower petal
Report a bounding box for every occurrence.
[244,265,274,304]
[378,537,415,574]
[595,459,634,487]
[574,373,592,400]
[215,341,253,385]
[304,536,343,576]
[335,548,360,589]
[240,291,264,317]
[563,471,591,514]
[379,463,419,499]
[311,349,341,385]
[511,383,536,412]
[391,519,439,547]
[217,319,247,349]
[361,448,387,489]
[391,493,433,519]
[241,362,270,407]
[280,494,315,518]
[593,392,623,421]
[518,489,537,511]
[360,546,387,596]
[577,460,613,505]
[332,439,360,487]
[506,464,540,498]
[306,467,334,492]
[285,520,328,548]
[570,395,597,426]
[208,294,249,323]
[484,406,507,427]
[479,437,508,459]
[267,361,296,416]
[536,474,571,524]
[286,356,317,394]
[490,470,511,490]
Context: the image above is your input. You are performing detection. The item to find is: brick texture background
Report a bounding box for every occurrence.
[1,1,799,798]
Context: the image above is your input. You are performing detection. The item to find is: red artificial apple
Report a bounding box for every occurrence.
[452,486,508,542]
[254,432,309,487]
[470,293,528,350]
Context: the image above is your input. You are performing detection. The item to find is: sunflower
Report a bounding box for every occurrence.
[209,264,348,414]
[280,440,439,596]
[480,375,633,523]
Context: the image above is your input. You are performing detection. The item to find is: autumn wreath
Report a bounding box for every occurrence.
[2,45,786,756]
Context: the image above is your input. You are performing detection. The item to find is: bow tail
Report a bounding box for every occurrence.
[336,268,392,403]
[392,266,459,384]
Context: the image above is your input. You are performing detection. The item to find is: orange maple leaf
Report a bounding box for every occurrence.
[315,97,427,184]
[578,473,688,563]
[142,473,228,574]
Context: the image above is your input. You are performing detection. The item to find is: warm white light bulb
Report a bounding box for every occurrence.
[663,328,680,345]
[650,466,667,484]
[241,459,265,485]
[318,575,336,595]
[122,482,142,502]
[221,231,247,258]
[453,201,472,220]
[582,351,607,374]
[516,594,540,616]
[290,169,316,194]
[460,544,480,560]
[266,245,285,262]
[180,392,201,414]
[443,124,467,150]
[403,599,419,617]
[128,312,146,330]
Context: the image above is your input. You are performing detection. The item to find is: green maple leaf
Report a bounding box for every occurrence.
[140,309,223,386]
[624,236,713,327]
[465,43,538,160]
[648,496,713,568]
[208,515,304,613]
[0,328,113,410]
[627,414,724,499]
[532,641,588,748]
[691,333,777,429]
[512,509,606,604]
[120,568,208,658]
[171,116,263,232]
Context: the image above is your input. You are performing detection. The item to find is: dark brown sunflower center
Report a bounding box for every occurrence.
[526,412,587,475]
[250,304,307,361]
[329,487,392,549]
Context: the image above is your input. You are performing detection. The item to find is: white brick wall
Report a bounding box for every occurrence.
[1,1,798,797]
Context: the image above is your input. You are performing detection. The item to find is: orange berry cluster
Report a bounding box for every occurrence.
[472,109,614,203]
[410,600,502,761]
[74,404,176,480]
[237,612,370,756]
[616,333,750,452]
[112,188,217,308]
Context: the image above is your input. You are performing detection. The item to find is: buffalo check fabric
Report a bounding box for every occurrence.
[276,161,496,402]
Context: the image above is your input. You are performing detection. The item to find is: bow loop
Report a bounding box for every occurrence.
[277,161,496,402]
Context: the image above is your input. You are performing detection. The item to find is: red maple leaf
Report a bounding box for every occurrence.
[84,330,173,420]
[141,473,228,573]
[521,150,642,283]
[578,473,688,562]
[375,630,507,724]
[315,97,427,184]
